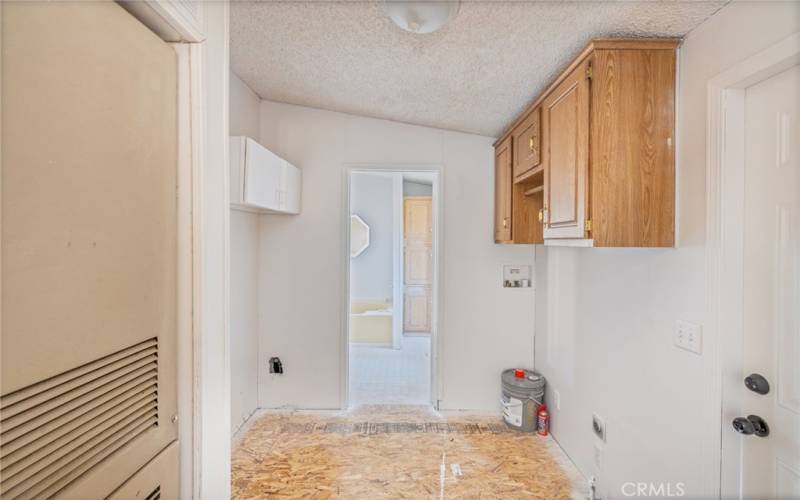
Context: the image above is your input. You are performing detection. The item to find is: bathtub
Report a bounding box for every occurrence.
[350,300,393,345]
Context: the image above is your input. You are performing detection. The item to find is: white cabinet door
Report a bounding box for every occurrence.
[244,138,282,211]
[230,136,302,214]
[281,163,302,214]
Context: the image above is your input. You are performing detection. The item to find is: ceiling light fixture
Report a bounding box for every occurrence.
[382,1,461,34]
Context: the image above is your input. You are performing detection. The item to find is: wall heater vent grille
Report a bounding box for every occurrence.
[144,485,161,500]
[0,338,159,499]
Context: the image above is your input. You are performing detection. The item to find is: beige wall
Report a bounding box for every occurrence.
[229,72,261,435]
[256,100,537,410]
[535,3,800,499]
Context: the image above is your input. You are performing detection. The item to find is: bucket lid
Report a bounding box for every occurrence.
[502,368,545,390]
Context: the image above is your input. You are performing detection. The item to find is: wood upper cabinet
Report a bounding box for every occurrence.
[493,38,678,247]
[542,59,590,239]
[588,48,676,246]
[512,107,541,180]
[494,136,513,242]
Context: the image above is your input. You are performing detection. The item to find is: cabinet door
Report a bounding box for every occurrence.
[542,59,590,239]
[244,138,283,211]
[512,107,541,180]
[494,137,513,242]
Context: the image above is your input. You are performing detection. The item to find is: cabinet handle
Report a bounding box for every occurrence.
[529,136,534,151]
[538,209,544,223]
[503,217,509,228]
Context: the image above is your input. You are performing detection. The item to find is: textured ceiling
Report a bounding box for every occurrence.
[231,1,726,137]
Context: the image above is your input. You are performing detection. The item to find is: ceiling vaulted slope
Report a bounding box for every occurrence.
[231,1,725,137]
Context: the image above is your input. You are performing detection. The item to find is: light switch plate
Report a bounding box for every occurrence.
[553,389,561,411]
[675,320,702,354]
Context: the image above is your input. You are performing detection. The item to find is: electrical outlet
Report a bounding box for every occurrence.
[675,320,702,354]
[592,413,606,441]
[553,389,561,411]
[269,357,283,374]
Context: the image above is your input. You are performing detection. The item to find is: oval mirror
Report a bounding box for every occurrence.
[350,214,370,258]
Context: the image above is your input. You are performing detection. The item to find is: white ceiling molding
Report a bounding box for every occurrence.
[231,1,726,137]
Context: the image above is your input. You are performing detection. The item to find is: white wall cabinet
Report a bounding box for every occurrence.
[230,136,302,214]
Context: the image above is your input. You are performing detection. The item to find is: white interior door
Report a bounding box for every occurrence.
[736,62,800,499]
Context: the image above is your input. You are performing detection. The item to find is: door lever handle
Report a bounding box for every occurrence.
[732,415,769,437]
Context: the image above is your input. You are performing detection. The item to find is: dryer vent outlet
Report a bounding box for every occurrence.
[592,413,606,441]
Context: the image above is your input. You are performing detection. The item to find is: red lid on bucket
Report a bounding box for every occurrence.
[514,369,525,378]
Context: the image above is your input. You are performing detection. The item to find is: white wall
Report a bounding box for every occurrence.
[350,173,394,302]
[257,102,535,410]
[230,72,261,141]
[228,72,261,435]
[534,3,800,499]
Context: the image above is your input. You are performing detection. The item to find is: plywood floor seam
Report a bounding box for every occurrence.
[232,405,586,499]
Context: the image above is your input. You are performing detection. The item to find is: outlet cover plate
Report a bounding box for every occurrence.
[675,320,702,355]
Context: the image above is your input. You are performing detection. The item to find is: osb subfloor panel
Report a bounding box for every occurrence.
[232,405,582,499]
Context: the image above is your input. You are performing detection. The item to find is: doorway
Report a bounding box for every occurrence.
[345,169,440,407]
[709,34,800,499]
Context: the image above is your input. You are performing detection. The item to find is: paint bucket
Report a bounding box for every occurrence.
[501,368,545,432]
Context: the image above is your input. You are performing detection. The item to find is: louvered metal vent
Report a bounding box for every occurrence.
[0,338,159,499]
[144,485,161,500]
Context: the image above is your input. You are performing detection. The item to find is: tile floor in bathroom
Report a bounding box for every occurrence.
[349,335,431,405]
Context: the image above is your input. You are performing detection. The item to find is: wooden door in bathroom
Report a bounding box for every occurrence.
[403,197,432,333]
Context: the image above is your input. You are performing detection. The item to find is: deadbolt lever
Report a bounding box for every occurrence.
[744,373,770,395]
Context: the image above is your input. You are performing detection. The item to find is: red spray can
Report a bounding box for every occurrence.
[537,404,549,436]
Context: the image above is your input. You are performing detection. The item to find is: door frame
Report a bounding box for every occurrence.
[115,3,230,498]
[341,165,443,409]
[391,174,404,349]
[704,32,800,498]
